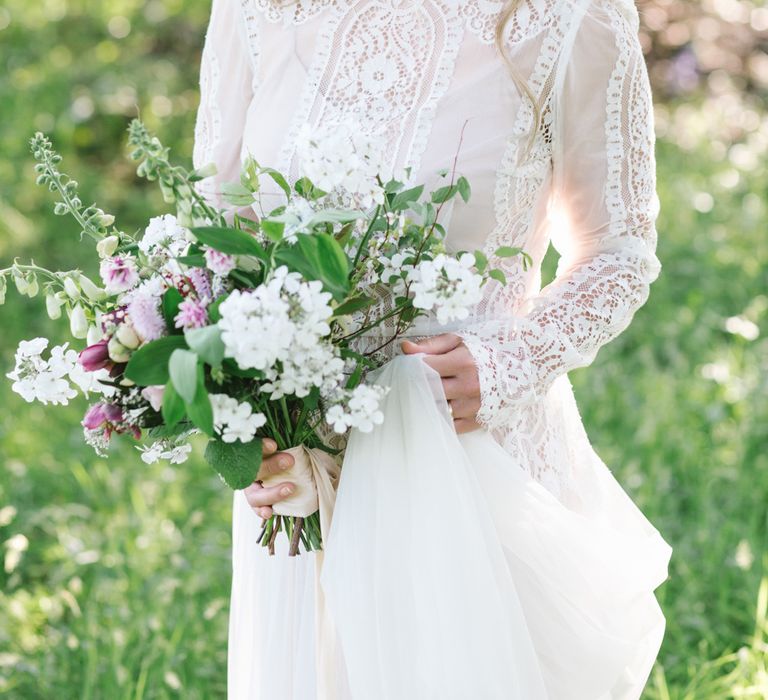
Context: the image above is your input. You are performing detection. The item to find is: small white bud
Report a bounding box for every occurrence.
[96,235,119,259]
[45,293,64,320]
[24,274,39,298]
[63,276,80,299]
[107,336,131,363]
[86,324,103,346]
[69,304,88,339]
[115,323,141,350]
[77,275,107,301]
[12,271,28,294]
[99,214,115,227]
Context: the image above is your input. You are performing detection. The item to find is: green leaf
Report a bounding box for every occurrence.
[294,177,327,200]
[208,295,226,323]
[204,437,263,490]
[125,335,188,385]
[175,254,207,268]
[384,178,404,193]
[186,373,214,437]
[262,168,291,198]
[161,288,184,328]
[390,185,424,211]
[306,208,365,226]
[495,246,523,258]
[261,219,285,243]
[457,176,471,203]
[336,221,355,249]
[185,325,225,368]
[221,182,255,207]
[169,349,199,404]
[275,232,350,301]
[431,184,458,204]
[474,250,488,273]
[161,381,186,428]
[190,226,267,260]
[332,294,375,317]
[489,268,507,285]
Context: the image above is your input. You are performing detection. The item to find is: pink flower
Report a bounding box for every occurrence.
[204,248,236,276]
[78,340,111,372]
[174,298,208,330]
[187,268,212,300]
[141,385,165,412]
[127,294,165,341]
[82,402,123,430]
[100,255,139,294]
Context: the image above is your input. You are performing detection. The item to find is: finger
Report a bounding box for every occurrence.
[257,506,273,519]
[421,346,475,377]
[454,417,482,434]
[442,375,481,400]
[401,333,461,356]
[257,451,295,478]
[261,438,278,456]
[244,481,295,508]
[447,396,481,420]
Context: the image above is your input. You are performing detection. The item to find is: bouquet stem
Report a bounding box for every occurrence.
[257,511,323,556]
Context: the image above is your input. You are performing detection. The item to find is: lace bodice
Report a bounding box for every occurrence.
[192,0,661,498]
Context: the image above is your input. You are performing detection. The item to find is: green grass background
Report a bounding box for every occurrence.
[1,1,766,697]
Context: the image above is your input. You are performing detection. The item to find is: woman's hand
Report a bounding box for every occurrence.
[243,438,296,519]
[401,334,483,434]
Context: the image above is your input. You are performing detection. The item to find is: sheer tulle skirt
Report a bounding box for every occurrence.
[228,354,672,699]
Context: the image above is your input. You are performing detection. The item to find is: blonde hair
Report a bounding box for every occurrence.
[494,0,542,159]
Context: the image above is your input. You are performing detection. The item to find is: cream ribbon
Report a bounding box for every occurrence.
[257,445,343,699]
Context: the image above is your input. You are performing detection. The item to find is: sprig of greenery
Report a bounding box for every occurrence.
[127,119,222,228]
[30,133,121,244]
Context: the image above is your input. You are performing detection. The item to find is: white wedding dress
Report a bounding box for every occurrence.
[192,0,673,697]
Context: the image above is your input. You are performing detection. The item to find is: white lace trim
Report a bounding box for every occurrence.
[193,41,222,204]
[241,0,263,89]
[273,0,467,185]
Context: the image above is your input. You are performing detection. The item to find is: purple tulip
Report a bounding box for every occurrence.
[78,340,111,372]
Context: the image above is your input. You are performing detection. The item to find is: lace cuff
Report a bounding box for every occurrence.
[457,0,661,429]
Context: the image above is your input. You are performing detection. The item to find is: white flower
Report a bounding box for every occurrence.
[210,394,266,443]
[6,338,83,406]
[219,266,333,369]
[295,119,387,208]
[137,435,194,464]
[407,254,482,325]
[139,214,188,257]
[282,198,316,243]
[325,383,387,434]
[139,442,165,464]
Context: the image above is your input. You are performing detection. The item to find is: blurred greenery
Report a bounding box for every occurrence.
[0,0,766,698]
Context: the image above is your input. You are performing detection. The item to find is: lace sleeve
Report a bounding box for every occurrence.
[457,0,661,432]
[192,0,255,209]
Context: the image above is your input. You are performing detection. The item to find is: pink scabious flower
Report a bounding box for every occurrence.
[78,340,112,372]
[127,294,165,341]
[100,255,139,294]
[204,248,236,276]
[187,268,212,301]
[174,297,208,330]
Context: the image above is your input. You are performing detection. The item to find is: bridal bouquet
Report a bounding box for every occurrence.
[3,119,530,555]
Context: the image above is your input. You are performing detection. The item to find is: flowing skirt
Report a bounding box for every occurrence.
[228,354,672,699]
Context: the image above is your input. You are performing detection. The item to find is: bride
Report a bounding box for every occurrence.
[192,0,673,697]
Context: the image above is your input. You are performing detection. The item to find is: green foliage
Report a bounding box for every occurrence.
[203,437,262,490]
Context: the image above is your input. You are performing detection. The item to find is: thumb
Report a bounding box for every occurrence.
[401,333,461,356]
